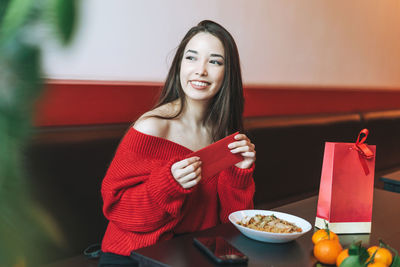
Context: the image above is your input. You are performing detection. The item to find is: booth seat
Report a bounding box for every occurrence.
[246,113,363,208]
[25,109,400,262]
[361,110,400,175]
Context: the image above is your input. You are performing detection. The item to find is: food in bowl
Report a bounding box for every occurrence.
[237,214,302,233]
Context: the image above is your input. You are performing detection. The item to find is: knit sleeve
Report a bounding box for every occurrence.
[101,130,193,232]
[217,164,255,223]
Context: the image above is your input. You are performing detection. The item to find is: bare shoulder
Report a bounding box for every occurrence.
[133,104,176,138]
[133,115,169,138]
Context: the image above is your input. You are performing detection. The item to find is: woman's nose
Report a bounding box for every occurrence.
[195,62,208,76]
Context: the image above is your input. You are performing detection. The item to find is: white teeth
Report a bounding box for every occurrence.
[191,81,209,87]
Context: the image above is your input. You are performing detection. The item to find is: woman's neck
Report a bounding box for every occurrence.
[174,98,209,129]
[160,99,213,150]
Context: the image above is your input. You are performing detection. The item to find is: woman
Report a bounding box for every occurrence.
[99,20,256,266]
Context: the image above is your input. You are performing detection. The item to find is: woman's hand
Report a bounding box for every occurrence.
[228,133,256,169]
[171,157,202,189]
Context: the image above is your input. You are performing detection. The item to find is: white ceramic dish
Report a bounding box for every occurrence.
[228,210,312,243]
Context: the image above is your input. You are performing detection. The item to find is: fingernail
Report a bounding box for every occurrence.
[228,143,233,148]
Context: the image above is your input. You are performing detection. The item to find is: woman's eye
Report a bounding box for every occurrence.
[210,60,223,66]
[185,56,196,61]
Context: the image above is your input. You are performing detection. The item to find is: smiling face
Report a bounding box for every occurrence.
[179,32,225,102]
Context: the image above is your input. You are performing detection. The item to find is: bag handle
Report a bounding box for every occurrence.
[355,128,369,145]
[355,129,374,159]
[354,128,374,175]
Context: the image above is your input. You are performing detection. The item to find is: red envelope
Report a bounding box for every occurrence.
[188,132,243,179]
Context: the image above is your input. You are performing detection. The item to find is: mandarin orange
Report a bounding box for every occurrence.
[336,248,349,266]
[367,246,392,266]
[314,239,343,265]
[312,228,339,244]
[366,261,389,267]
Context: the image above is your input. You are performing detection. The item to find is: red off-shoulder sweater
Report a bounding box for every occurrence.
[100,128,255,256]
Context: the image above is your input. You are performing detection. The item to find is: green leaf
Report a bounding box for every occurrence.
[0,0,12,25]
[380,239,400,267]
[391,255,400,267]
[365,248,378,266]
[0,0,33,42]
[347,243,369,265]
[314,263,333,267]
[0,37,43,126]
[323,220,331,238]
[0,0,79,265]
[53,0,77,44]
[340,255,364,267]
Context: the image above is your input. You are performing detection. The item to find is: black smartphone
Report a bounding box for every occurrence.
[193,236,248,264]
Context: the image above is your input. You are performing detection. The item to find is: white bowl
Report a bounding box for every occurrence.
[228,210,312,243]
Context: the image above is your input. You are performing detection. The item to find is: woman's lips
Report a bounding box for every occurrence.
[190,80,210,90]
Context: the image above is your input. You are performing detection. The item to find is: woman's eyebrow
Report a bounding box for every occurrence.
[210,53,224,60]
[185,50,224,60]
[185,49,197,54]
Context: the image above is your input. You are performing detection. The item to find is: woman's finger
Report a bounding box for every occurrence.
[240,151,256,158]
[171,156,200,172]
[234,133,249,141]
[175,160,201,178]
[181,175,202,189]
[231,146,252,154]
[178,166,202,183]
[228,140,249,149]
[231,134,256,169]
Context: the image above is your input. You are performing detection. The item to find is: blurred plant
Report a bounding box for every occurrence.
[0,0,77,266]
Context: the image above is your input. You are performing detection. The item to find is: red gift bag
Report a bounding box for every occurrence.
[315,129,376,233]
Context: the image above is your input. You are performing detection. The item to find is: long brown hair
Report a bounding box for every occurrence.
[153,20,244,141]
